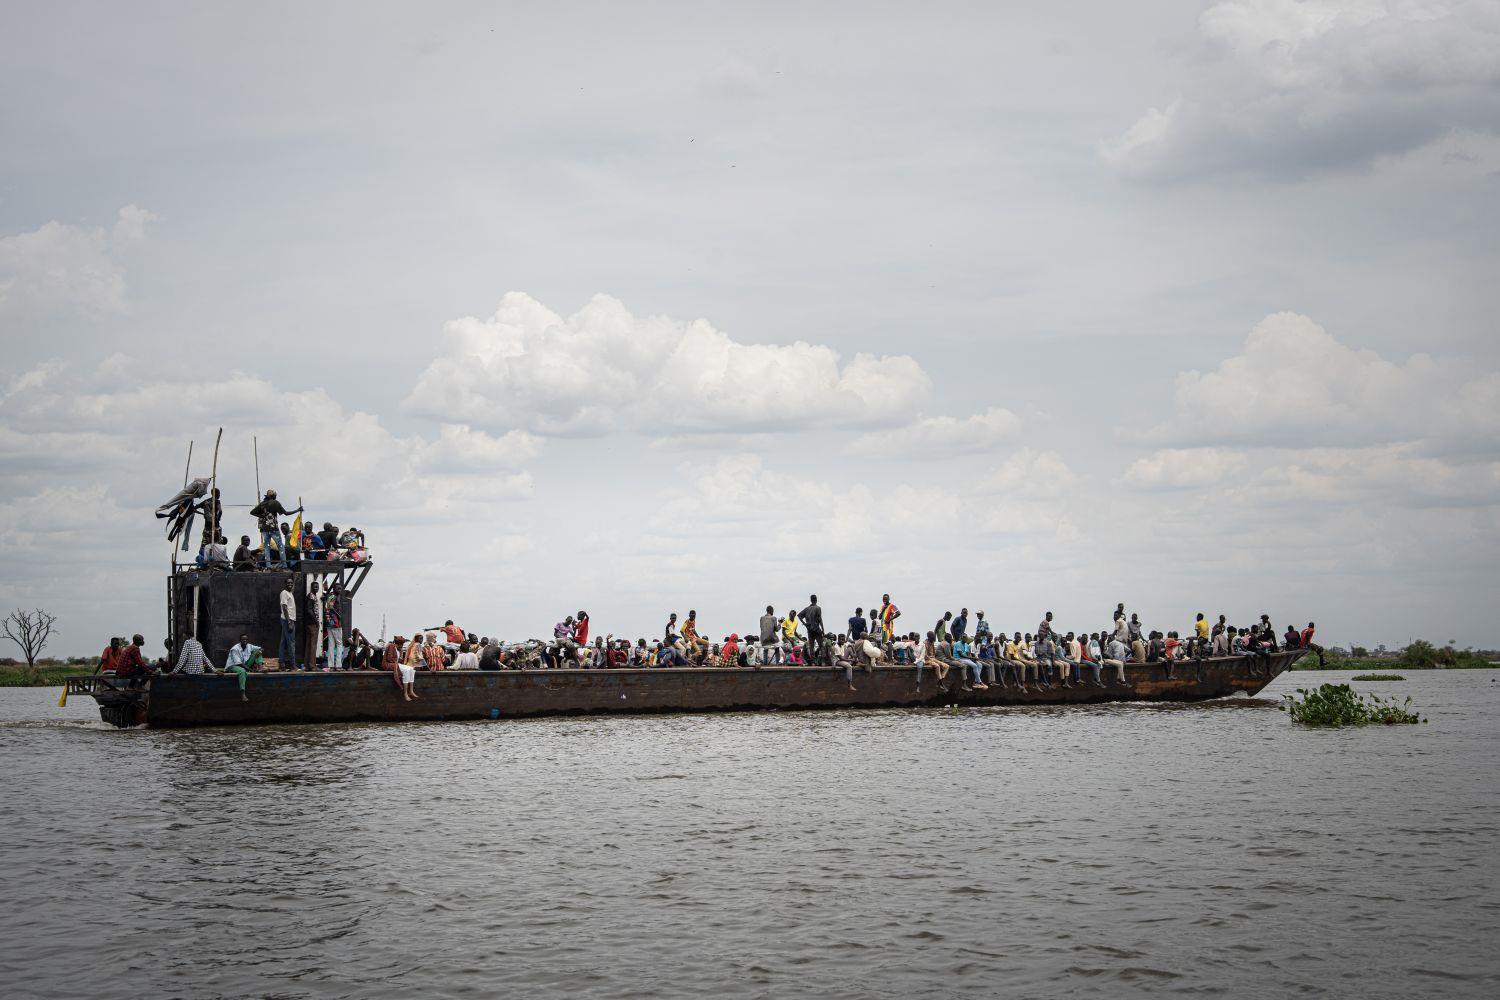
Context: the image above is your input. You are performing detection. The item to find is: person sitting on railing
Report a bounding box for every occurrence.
[232,535,255,571]
[173,634,208,675]
[1104,635,1131,686]
[223,634,259,701]
[916,631,945,689]
[1211,626,1230,657]
[1299,622,1326,668]
[422,633,446,671]
[951,635,986,690]
[197,535,230,570]
[114,634,150,686]
[97,636,122,675]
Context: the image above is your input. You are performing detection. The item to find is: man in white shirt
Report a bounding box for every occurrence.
[224,633,260,701]
[278,580,298,670]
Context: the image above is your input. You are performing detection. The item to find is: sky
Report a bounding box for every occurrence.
[2,0,1498,656]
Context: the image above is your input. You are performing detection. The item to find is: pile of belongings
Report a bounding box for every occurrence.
[155,478,210,551]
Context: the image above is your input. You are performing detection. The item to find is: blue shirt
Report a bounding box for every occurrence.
[848,616,867,640]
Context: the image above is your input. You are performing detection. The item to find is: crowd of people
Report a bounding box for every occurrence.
[186,487,370,571]
[101,590,1322,702]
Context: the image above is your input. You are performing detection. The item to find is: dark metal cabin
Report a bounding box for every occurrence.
[167,561,370,668]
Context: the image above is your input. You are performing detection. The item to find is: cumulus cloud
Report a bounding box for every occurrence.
[847,406,1021,458]
[1148,312,1500,452]
[0,206,155,317]
[1103,0,1500,180]
[0,358,540,517]
[1123,448,1251,491]
[403,293,933,437]
[973,448,1078,500]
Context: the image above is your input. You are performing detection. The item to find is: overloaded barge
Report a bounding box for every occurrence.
[69,561,1302,728]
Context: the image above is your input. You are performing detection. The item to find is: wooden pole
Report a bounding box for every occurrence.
[182,440,194,488]
[253,436,261,498]
[209,427,223,543]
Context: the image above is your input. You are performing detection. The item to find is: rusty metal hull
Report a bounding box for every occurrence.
[130,651,1303,728]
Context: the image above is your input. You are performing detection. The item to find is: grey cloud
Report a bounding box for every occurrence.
[1104,1,1500,181]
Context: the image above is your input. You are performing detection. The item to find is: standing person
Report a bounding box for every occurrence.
[934,611,953,644]
[223,633,258,701]
[664,613,681,648]
[278,579,298,669]
[301,580,322,671]
[879,594,901,642]
[323,583,345,670]
[869,609,882,645]
[574,611,590,647]
[249,490,301,569]
[974,611,992,643]
[952,608,969,643]
[799,596,825,651]
[848,607,867,642]
[759,606,781,665]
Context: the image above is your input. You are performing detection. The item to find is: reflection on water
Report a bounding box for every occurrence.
[3,671,1498,999]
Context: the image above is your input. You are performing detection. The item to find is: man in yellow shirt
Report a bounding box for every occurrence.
[1194,613,1210,657]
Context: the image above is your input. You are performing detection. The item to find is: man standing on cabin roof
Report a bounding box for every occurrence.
[278,579,298,670]
[880,594,900,642]
[952,608,969,643]
[250,490,301,569]
[799,596,825,653]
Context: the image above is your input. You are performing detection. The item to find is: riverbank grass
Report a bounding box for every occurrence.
[1281,683,1425,727]
[0,663,88,687]
[1352,673,1405,681]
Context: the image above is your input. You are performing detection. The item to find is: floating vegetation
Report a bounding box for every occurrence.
[1281,683,1425,727]
[1352,673,1405,682]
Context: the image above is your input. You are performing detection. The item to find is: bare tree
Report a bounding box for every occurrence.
[3,608,58,668]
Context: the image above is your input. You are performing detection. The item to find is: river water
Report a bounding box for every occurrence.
[2,670,1496,999]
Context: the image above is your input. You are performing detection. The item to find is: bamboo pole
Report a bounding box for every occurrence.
[182,440,194,488]
[253,435,261,498]
[209,427,223,543]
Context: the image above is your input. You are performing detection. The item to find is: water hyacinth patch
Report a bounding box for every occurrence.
[1351,673,1405,681]
[1281,683,1426,727]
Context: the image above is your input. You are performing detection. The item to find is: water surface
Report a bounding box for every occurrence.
[2,670,1497,998]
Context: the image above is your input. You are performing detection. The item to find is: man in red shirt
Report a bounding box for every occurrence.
[573,611,589,646]
[1300,622,1325,667]
[97,637,122,674]
[113,634,150,685]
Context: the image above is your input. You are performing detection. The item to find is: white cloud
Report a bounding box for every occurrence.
[1150,312,1500,451]
[403,292,933,437]
[0,206,155,318]
[1104,0,1500,180]
[973,448,1077,499]
[847,406,1021,459]
[1123,448,1251,491]
[0,358,540,518]
[701,56,772,98]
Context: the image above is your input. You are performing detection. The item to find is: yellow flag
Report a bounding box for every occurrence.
[289,512,304,549]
